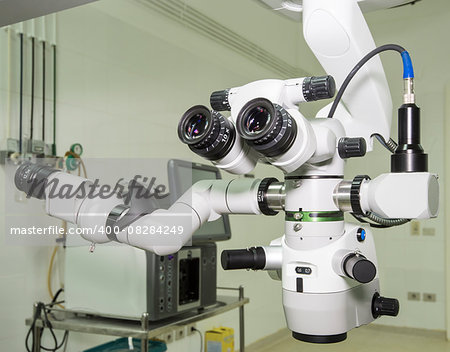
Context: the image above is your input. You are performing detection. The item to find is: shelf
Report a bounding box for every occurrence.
[26,287,248,351]
[26,295,248,339]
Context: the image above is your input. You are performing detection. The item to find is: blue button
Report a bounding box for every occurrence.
[357,228,366,242]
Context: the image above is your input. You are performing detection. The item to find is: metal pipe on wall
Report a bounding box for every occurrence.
[19,32,23,153]
[42,40,46,142]
[30,36,35,140]
[52,43,56,156]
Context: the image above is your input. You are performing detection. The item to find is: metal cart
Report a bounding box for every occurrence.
[26,286,248,352]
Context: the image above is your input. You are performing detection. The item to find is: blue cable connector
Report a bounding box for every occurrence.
[401,51,414,79]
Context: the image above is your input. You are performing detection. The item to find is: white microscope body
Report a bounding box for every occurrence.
[14,0,439,344]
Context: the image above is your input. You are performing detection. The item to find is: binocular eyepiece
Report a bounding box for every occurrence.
[178,98,298,162]
[178,75,336,173]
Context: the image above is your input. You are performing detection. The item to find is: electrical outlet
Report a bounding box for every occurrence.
[422,228,435,236]
[423,293,436,302]
[6,138,19,152]
[30,140,45,154]
[163,330,174,343]
[408,292,420,301]
[0,150,10,165]
[175,326,185,340]
[410,221,420,236]
[1,138,19,164]
[187,323,196,336]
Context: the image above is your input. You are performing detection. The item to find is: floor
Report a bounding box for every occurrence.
[246,325,450,352]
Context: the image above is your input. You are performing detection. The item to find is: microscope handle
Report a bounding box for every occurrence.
[221,247,266,270]
[343,254,376,284]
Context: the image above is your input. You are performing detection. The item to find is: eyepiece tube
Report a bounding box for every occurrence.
[178,105,236,161]
[236,98,297,158]
[15,162,59,199]
[178,105,258,174]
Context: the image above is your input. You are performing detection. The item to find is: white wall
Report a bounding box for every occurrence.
[0,0,318,350]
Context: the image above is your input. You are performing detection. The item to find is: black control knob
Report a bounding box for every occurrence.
[210,89,231,111]
[302,75,336,102]
[372,293,400,318]
[221,247,266,270]
[343,254,376,284]
[338,137,367,159]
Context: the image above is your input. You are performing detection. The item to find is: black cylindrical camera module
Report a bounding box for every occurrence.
[236,98,297,157]
[391,103,428,173]
[178,105,236,161]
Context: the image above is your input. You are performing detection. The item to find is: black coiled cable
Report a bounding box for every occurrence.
[328,44,406,119]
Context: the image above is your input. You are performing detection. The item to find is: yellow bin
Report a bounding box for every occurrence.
[205,327,234,352]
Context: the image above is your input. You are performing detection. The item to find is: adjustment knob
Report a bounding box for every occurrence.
[338,137,367,159]
[210,89,231,111]
[302,75,336,102]
[372,293,400,318]
[343,254,376,284]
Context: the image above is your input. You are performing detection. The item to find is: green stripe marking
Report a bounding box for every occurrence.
[285,210,344,222]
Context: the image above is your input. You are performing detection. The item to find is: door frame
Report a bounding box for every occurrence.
[445,84,450,340]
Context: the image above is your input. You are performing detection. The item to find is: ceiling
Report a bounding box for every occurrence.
[254,0,420,21]
[0,0,97,27]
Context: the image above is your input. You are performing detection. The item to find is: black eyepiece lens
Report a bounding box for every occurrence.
[185,113,208,139]
[245,106,271,135]
[178,105,236,161]
[178,105,212,145]
[236,98,297,157]
[237,98,276,141]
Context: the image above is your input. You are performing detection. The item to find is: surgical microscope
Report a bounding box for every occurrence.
[14,0,439,344]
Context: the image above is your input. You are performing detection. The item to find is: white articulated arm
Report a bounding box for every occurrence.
[14,162,264,255]
[303,0,392,149]
[122,178,262,255]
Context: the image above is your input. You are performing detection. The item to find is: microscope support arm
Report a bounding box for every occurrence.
[119,177,263,255]
[303,0,392,148]
[14,163,265,255]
